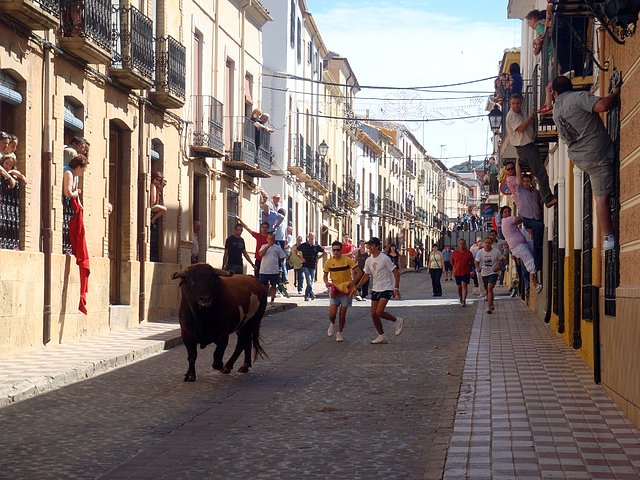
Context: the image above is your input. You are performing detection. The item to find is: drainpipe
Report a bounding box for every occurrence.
[41,32,53,345]
[544,146,556,323]
[572,164,583,349]
[557,146,567,334]
[137,100,146,323]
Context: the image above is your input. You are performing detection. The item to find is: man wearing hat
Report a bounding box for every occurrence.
[352,237,404,344]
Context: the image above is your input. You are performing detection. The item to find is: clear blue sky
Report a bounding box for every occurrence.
[303,0,520,165]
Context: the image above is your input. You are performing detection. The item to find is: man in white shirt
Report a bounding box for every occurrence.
[352,237,404,345]
[258,233,286,305]
[506,93,557,208]
[474,237,505,314]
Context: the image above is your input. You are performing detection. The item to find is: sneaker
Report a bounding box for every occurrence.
[304,296,309,302]
[603,235,615,251]
[327,323,335,336]
[336,332,343,342]
[535,284,543,294]
[394,317,404,336]
[370,334,388,344]
[310,293,316,300]
[461,299,466,307]
[355,295,363,301]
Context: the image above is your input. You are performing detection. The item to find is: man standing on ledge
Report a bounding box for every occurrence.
[551,74,620,250]
[352,237,403,344]
[506,93,557,208]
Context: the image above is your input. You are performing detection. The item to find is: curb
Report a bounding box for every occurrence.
[1,302,298,408]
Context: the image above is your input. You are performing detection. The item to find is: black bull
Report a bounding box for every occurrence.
[171,264,268,382]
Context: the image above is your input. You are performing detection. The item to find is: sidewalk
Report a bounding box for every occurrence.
[444,293,640,480]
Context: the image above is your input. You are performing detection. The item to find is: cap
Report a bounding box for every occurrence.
[476,237,482,242]
[366,237,382,247]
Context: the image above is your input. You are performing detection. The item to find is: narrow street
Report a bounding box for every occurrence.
[0,272,474,480]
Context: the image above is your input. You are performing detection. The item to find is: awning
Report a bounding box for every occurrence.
[0,85,22,105]
[64,106,84,131]
[150,149,160,160]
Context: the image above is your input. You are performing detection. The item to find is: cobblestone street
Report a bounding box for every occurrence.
[0,272,474,480]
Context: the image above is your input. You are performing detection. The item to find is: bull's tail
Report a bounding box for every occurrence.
[252,321,268,361]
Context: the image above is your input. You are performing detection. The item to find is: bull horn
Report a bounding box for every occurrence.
[212,268,234,277]
[171,270,187,280]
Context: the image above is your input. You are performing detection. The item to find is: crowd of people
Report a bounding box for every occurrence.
[0,131,27,189]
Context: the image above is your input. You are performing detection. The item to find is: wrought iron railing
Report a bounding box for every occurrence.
[190,96,224,153]
[369,192,378,214]
[62,196,74,254]
[405,157,415,176]
[111,5,154,78]
[39,0,60,16]
[61,0,112,52]
[304,145,314,177]
[0,179,20,250]
[154,36,186,99]
[329,182,337,209]
[405,198,414,215]
[255,126,271,172]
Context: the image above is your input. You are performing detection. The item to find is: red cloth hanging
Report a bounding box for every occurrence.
[69,197,90,314]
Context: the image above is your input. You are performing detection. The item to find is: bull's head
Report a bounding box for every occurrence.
[171,264,234,309]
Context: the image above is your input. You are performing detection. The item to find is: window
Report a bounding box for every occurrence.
[296,19,301,64]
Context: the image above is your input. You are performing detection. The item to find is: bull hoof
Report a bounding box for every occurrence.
[238,365,249,373]
[184,373,196,382]
[221,366,231,375]
[212,361,223,371]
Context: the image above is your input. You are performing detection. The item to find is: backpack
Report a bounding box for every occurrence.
[603,0,640,27]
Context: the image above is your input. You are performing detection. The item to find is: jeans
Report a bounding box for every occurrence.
[516,143,554,203]
[302,266,315,298]
[429,268,443,295]
[294,268,304,292]
[522,217,544,272]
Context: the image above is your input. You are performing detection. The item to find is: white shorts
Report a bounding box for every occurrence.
[511,243,536,274]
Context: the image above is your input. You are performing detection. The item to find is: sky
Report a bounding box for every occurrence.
[304,0,521,167]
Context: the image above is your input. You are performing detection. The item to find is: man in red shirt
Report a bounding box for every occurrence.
[238,219,269,276]
[341,235,356,258]
[450,238,474,307]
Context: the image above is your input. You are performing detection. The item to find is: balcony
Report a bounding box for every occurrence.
[189,96,224,158]
[227,117,271,178]
[148,36,186,109]
[344,176,360,208]
[288,134,306,177]
[366,192,379,215]
[308,156,329,194]
[0,0,59,30]
[404,157,416,178]
[59,0,112,64]
[324,182,338,213]
[404,197,415,218]
[417,169,426,185]
[108,5,154,89]
[0,179,21,250]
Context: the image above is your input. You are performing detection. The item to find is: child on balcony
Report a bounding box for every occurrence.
[1,154,28,185]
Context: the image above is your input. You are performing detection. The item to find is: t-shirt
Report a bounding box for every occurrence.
[364,253,396,292]
[450,249,474,277]
[443,250,452,262]
[341,242,355,256]
[506,109,534,147]
[516,184,542,220]
[501,216,527,249]
[224,235,246,266]
[261,209,284,232]
[258,243,285,275]
[475,248,504,277]
[288,244,303,269]
[324,256,357,294]
[356,250,369,270]
[552,91,614,163]
[298,242,324,268]
[250,231,268,259]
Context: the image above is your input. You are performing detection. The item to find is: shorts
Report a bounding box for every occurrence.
[370,290,393,301]
[454,274,470,285]
[444,261,453,272]
[330,294,353,308]
[482,274,499,289]
[258,273,280,286]
[574,156,614,196]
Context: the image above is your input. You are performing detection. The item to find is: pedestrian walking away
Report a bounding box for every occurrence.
[474,237,505,314]
[352,237,403,344]
[450,239,474,307]
[323,241,363,342]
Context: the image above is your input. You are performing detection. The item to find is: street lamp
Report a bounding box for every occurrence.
[318,140,329,159]
[488,105,503,133]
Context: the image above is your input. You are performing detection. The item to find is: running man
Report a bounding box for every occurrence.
[323,241,363,342]
[474,237,505,314]
[352,237,404,344]
[450,238,474,307]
